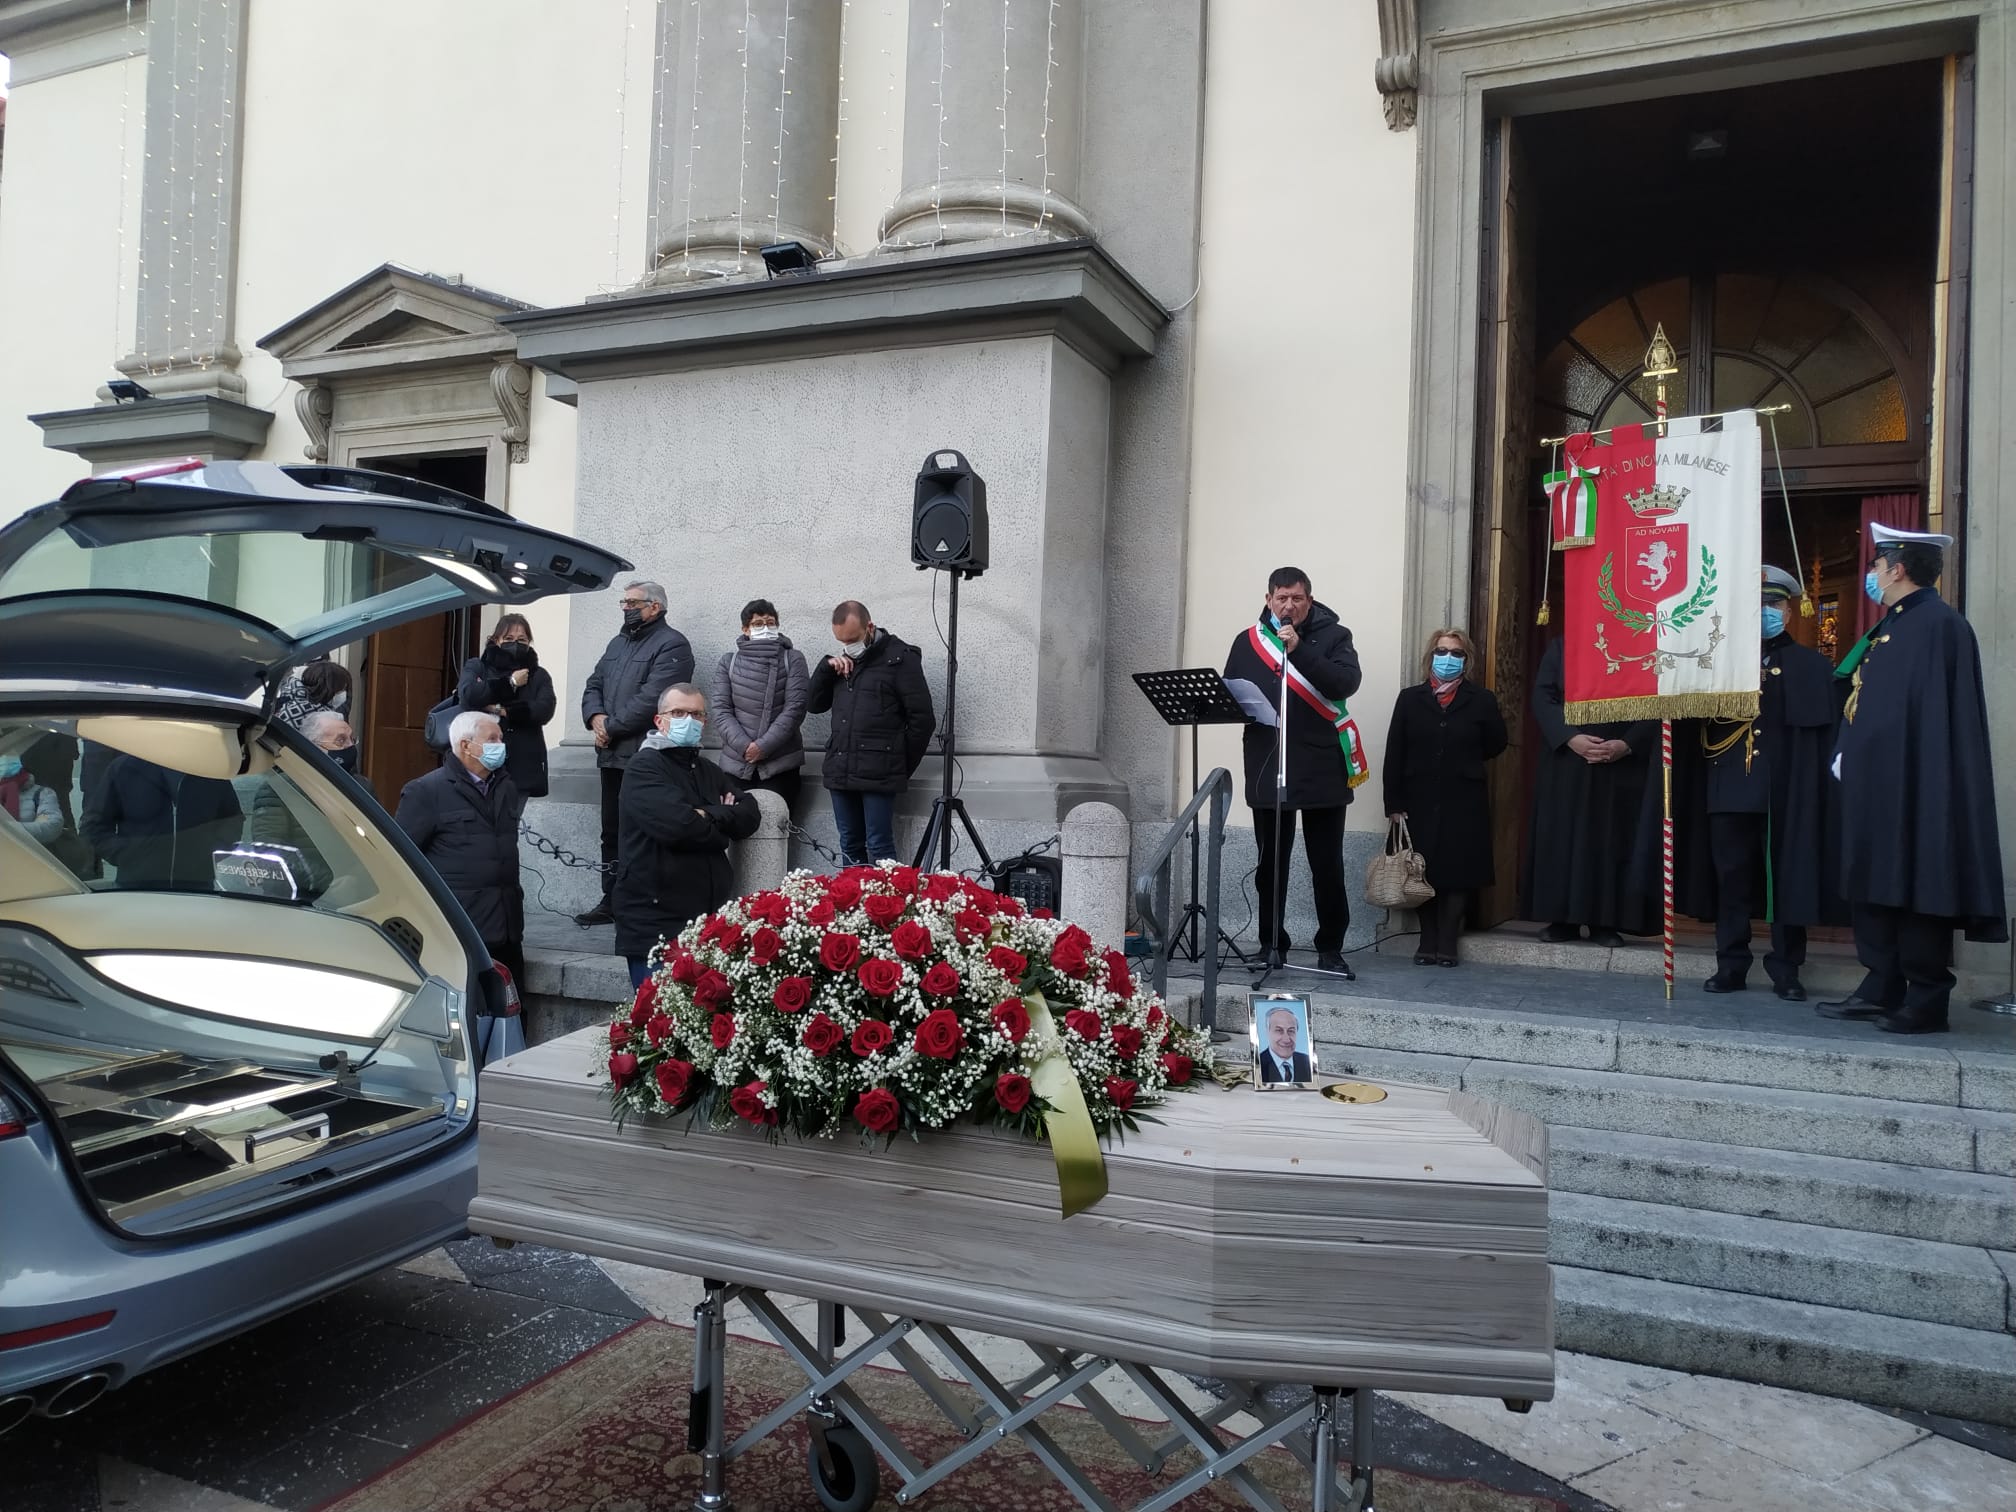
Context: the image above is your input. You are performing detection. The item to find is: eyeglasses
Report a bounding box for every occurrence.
[619,598,651,609]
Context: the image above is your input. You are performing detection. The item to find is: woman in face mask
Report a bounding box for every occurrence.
[272,656,354,733]
[708,598,811,811]
[456,614,559,799]
[0,748,66,847]
[1381,628,1509,966]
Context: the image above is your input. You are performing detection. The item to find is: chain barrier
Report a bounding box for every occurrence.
[519,819,616,875]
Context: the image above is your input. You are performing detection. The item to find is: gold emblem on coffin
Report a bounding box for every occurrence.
[1320,1081,1390,1105]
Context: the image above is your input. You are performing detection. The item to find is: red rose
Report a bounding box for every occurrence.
[729,1080,776,1126]
[913,1007,965,1059]
[806,897,837,927]
[670,951,702,986]
[748,891,789,926]
[953,908,990,944]
[920,962,961,997]
[827,875,863,909]
[987,945,1029,980]
[1147,1004,1165,1028]
[819,932,863,971]
[710,1013,736,1049]
[772,975,812,1013]
[716,923,746,953]
[997,893,1026,919]
[646,1011,674,1047]
[995,1072,1033,1113]
[851,1019,894,1056]
[698,915,723,944]
[654,1057,695,1104]
[891,920,934,961]
[1033,907,1055,920]
[890,866,921,896]
[863,892,907,927]
[801,1012,843,1056]
[1105,1077,1138,1111]
[923,873,960,902]
[857,957,904,998]
[990,999,1031,1042]
[1051,925,1093,978]
[629,978,658,1025]
[693,970,733,1009]
[1105,951,1134,999]
[1160,1052,1194,1085]
[610,1020,631,1047]
[1111,1024,1144,1059]
[853,1086,901,1134]
[749,926,783,966]
[608,1051,639,1086]
[1064,1008,1103,1041]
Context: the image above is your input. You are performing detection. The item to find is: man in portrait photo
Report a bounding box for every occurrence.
[1257,1001,1313,1084]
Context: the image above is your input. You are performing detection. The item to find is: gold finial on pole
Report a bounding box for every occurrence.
[1644,323,1680,440]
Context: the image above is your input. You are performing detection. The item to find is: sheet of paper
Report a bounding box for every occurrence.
[1223,677,1278,726]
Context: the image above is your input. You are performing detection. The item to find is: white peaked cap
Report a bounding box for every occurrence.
[1870,522,1954,550]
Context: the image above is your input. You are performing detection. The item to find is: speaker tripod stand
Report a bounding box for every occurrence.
[911,568,995,875]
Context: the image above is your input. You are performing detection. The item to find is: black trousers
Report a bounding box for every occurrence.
[1708,812,1807,987]
[1416,890,1469,957]
[1254,805,1350,954]
[597,766,625,903]
[1851,902,1956,1020]
[746,769,802,811]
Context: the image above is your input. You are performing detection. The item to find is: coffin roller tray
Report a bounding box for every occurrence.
[469,1028,1554,1400]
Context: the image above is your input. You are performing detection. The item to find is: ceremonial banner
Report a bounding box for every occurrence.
[1558,413,1762,723]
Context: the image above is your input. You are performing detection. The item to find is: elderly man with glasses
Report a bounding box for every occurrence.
[576,579,695,926]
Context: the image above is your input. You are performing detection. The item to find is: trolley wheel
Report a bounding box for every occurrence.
[807,1422,878,1512]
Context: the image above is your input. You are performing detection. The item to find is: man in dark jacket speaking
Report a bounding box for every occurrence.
[396,710,525,986]
[807,600,937,865]
[614,684,761,987]
[577,580,695,926]
[1224,567,1365,979]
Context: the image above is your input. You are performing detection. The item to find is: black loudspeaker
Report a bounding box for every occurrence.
[911,449,988,578]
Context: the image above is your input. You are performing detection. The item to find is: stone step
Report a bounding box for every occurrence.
[1547,1125,2016,1249]
[1553,1265,2016,1427]
[1549,1191,2010,1331]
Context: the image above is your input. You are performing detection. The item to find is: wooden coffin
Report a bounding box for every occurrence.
[469,1029,1554,1400]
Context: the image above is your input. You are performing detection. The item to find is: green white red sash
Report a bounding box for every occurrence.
[1248,621,1371,788]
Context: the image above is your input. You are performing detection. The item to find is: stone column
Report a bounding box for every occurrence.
[647,0,843,284]
[880,0,1093,248]
[112,0,251,401]
[1061,801,1131,951]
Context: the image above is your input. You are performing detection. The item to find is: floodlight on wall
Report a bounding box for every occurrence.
[107,379,153,403]
[759,241,821,278]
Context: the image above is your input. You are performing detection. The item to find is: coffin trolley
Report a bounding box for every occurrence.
[468,1030,1555,1512]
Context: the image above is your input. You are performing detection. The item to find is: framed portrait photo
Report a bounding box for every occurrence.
[1249,993,1315,1089]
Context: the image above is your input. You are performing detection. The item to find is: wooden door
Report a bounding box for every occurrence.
[1473,118,1537,926]
[362,614,461,801]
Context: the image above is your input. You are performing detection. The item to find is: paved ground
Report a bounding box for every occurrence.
[12,1242,2013,1511]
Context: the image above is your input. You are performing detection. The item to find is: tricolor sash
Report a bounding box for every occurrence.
[1247,621,1371,788]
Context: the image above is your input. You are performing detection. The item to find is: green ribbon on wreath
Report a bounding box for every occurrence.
[1023,991,1108,1219]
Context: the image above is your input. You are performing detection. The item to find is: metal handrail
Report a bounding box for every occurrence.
[1133,766,1233,1032]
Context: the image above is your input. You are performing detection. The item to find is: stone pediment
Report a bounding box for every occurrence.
[257,264,537,382]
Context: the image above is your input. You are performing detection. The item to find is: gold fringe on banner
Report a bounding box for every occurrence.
[1535,600,1551,627]
[1565,690,1761,723]
[1553,534,1595,553]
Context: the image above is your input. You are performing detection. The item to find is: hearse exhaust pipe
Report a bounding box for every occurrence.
[0,1392,36,1436]
[38,1371,111,1419]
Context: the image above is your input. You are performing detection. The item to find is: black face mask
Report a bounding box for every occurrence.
[330,745,360,773]
[490,639,537,668]
[621,607,648,635]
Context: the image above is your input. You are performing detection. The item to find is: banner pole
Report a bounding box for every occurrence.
[1662,718,1675,1000]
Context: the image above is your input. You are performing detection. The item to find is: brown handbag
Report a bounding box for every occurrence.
[1364,818,1436,909]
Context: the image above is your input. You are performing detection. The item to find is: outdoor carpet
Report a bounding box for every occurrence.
[318,1318,1581,1512]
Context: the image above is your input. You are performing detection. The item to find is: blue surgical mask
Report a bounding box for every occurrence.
[1760,606,1786,640]
[1864,568,1885,605]
[1431,653,1465,681]
[478,741,508,771]
[1268,612,1285,631]
[660,714,704,748]
[0,755,21,780]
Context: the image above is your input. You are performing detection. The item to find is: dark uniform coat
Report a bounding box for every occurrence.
[1835,587,2007,941]
[613,743,762,958]
[394,758,524,945]
[1222,601,1363,811]
[1520,639,1660,933]
[1677,634,1845,928]
[805,630,937,794]
[1381,680,1509,893]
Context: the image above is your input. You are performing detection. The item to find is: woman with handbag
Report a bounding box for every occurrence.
[1382,628,1508,966]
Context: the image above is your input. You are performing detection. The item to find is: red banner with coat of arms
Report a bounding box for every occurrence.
[1557,413,1763,723]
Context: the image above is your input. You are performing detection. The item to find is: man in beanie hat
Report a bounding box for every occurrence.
[1819,524,2006,1033]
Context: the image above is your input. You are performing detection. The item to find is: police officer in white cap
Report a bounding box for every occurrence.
[1819,524,2006,1033]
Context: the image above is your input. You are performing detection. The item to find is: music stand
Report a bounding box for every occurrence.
[1132,669,1255,966]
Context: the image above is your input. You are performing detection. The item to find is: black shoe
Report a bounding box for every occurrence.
[1773,981,1807,1002]
[1317,951,1356,981]
[1438,955,1459,968]
[1815,996,1891,1020]
[1538,923,1579,943]
[1414,953,1435,966]
[573,902,615,927]
[1876,1009,1949,1035]
[1588,928,1625,949]
[1702,973,1747,995]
